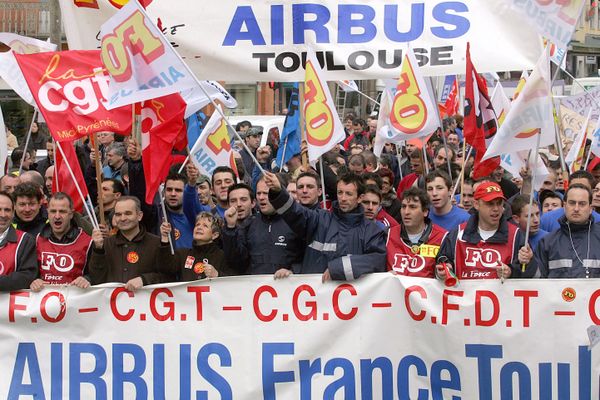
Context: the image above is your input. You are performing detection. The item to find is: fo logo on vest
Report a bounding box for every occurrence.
[41,252,75,273]
[392,253,425,274]
[464,248,502,269]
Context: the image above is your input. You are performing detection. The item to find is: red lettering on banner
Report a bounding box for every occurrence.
[187,286,210,321]
[475,290,499,327]
[9,291,29,323]
[110,287,134,321]
[514,290,538,328]
[253,285,278,322]
[150,288,175,321]
[293,285,317,321]
[40,292,66,323]
[589,289,600,324]
[332,284,358,320]
[405,285,427,321]
[442,290,463,325]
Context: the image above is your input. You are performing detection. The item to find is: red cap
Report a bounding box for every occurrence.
[474,182,506,202]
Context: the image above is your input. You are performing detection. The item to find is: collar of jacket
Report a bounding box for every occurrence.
[401,217,434,244]
[332,201,365,225]
[39,222,80,243]
[0,226,19,246]
[462,212,509,244]
[559,215,595,232]
[192,241,220,252]
[114,225,147,245]
[14,207,48,230]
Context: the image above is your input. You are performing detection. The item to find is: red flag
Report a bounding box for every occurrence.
[53,141,89,213]
[443,78,459,117]
[464,43,500,179]
[14,50,132,142]
[141,93,187,204]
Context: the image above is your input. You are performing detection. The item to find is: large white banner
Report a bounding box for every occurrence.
[1,274,599,398]
[58,0,543,81]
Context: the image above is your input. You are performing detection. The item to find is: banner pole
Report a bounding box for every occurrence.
[55,141,99,230]
[431,77,453,186]
[422,138,429,175]
[521,132,541,273]
[451,145,473,199]
[159,184,175,255]
[319,157,327,209]
[299,82,308,169]
[93,133,106,227]
[18,109,37,175]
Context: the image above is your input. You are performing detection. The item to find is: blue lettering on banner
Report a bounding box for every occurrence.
[6,342,594,399]
[222,2,470,46]
[501,154,512,166]
[109,66,187,106]
[192,148,218,175]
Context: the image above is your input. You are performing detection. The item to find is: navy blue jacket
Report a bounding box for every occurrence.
[535,216,600,278]
[269,188,387,280]
[222,212,304,275]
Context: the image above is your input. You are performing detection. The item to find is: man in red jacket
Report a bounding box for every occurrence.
[386,187,447,277]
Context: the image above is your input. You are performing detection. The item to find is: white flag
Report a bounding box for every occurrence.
[181,81,237,119]
[372,89,395,157]
[0,33,56,106]
[0,32,56,53]
[188,105,238,177]
[387,47,439,140]
[100,0,196,109]
[565,109,592,168]
[337,80,358,92]
[484,47,554,160]
[589,116,600,159]
[303,49,346,163]
[0,106,7,177]
[510,0,585,49]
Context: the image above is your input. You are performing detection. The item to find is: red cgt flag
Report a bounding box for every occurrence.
[53,141,89,213]
[464,43,500,179]
[141,93,187,204]
[14,50,132,142]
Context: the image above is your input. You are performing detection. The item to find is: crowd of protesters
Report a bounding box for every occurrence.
[0,110,597,293]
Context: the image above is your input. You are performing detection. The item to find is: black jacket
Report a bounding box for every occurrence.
[222,212,304,274]
[158,240,232,281]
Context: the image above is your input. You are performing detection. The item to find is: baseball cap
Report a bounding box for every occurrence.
[474,182,506,202]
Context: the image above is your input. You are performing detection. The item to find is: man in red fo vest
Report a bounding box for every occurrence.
[30,193,93,292]
[435,181,536,280]
[0,191,36,290]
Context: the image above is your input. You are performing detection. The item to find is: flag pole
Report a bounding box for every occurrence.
[521,132,542,273]
[92,133,106,227]
[459,139,468,207]
[18,109,37,175]
[150,17,266,177]
[279,137,289,170]
[394,144,404,181]
[55,141,99,230]
[319,157,327,209]
[86,194,100,229]
[451,145,473,200]
[421,138,430,175]
[159,184,175,255]
[299,82,308,169]
[177,155,190,174]
[430,77,453,186]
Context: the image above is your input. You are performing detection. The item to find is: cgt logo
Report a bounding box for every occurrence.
[392,253,425,274]
[41,252,75,273]
[73,0,153,10]
[464,247,502,269]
